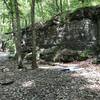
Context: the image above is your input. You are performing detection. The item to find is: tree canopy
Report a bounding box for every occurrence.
[0,0,100,34]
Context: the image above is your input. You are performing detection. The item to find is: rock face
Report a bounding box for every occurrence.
[6,6,100,52]
[69,6,100,21]
[22,18,95,62]
[22,19,95,53]
[6,6,99,61]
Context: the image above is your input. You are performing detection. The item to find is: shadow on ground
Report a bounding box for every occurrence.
[0,60,100,100]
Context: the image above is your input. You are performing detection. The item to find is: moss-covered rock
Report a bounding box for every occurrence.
[40,47,58,61]
[53,49,79,62]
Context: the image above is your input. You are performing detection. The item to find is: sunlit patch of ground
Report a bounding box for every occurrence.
[39,59,100,92]
[22,80,36,87]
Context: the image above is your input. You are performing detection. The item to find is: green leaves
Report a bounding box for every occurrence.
[0,0,100,35]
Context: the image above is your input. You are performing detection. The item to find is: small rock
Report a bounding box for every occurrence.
[2,68,10,72]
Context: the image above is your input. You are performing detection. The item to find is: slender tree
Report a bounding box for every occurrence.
[9,0,17,54]
[13,0,23,68]
[66,0,71,29]
[60,0,63,13]
[31,0,38,69]
[95,17,100,63]
[3,0,23,68]
[67,0,71,11]
[55,0,59,12]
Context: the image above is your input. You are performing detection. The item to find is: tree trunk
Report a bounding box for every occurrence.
[67,0,71,11]
[95,18,100,63]
[13,0,23,68]
[31,0,38,69]
[66,0,71,34]
[60,0,63,13]
[55,0,59,12]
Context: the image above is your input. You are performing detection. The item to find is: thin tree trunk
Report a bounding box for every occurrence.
[60,0,63,13]
[31,0,38,69]
[4,0,23,68]
[66,0,71,32]
[10,8,17,55]
[13,0,23,68]
[55,0,59,12]
[95,18,100,63]
[67,0,71,11]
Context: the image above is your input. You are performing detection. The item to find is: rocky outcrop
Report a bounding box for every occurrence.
[6,6,100,62]
[69,6,100,21]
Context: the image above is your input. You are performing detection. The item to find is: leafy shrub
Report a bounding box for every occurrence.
[77,49,92,61]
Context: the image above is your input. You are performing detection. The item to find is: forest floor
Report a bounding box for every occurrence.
[0,52,100,100]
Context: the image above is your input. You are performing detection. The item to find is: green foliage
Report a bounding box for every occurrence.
[6,40,15,53]
[1,0,100,33]
[4,35,15,53]
[78,49,93,61]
